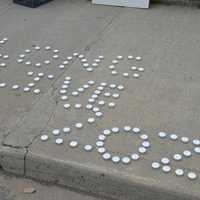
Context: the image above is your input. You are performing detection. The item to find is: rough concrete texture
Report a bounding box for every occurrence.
[0,0,200,200]
[0,171,104,200]
[0,147,26,175]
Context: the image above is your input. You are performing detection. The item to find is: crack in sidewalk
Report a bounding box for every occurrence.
[84,9,123,52]
[0,8,122,177]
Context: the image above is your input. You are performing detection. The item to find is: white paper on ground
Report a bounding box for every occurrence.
[92,0,149,8]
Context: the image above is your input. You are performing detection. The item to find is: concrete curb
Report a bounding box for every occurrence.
[0,146,26,176]
[0,146,199,200]
[23,152,199,200]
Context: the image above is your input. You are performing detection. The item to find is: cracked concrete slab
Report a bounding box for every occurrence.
[0,1,200,200]
[0,0,121,144]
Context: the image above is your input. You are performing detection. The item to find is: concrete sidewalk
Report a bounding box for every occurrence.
[0,1,200,200]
